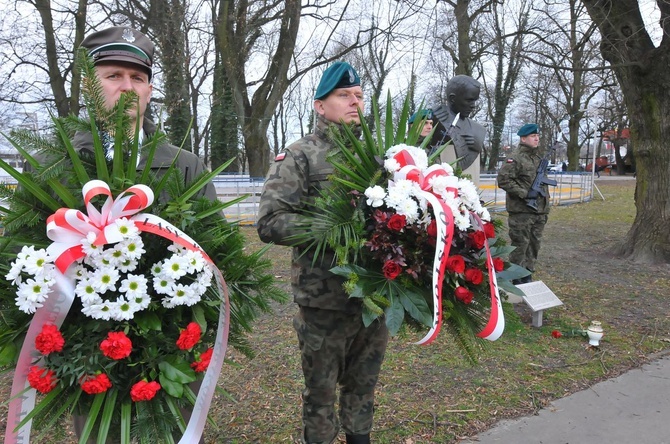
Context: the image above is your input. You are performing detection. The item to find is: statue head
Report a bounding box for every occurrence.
[446,75,481,118]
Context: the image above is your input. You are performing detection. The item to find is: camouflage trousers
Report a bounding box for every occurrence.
[508,212,548,272]
[293,305,389,444]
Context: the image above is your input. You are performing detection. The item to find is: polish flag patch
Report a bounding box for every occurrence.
[506,158,515,163]
[275,152,286,161]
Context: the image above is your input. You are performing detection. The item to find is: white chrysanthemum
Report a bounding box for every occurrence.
[429,174,459,197]
[16,245,36,262]
[81,300,113,320]
[66,263,88,280]
[22,248,52,276]
[117,257,139,273]
[161,283,197,308]
[153,276,175,295]
[75,277,101,304]
[119,274,148,299]
[6,259,25,284]
[91,267,120,293]
[454,209,471,231]
[122,237,145,260]
[15,293,43,314]
[115,218,140,238]
[480,207,491,221]
[458,178,480,207]
[168,243,186,254]
[384,157,401,173]
[182,249,206,273]
[128,292,151,311]
[15,278,53,313]
[81,232,103,257]
[440,162,454,175]
[102,247,125,268]
[162,255,189,279]
[108,296,136,321]
[364,185,386,207]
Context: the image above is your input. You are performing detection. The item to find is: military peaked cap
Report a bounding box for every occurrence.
[314,61,360,100]
[517,123,539,137]
[81,27,154,79]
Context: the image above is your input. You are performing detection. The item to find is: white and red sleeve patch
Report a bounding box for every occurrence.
[275,152,286,161]
[506,158,515,163]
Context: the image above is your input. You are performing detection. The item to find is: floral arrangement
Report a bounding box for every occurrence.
[0,54,285,443]
[294,96,525,359]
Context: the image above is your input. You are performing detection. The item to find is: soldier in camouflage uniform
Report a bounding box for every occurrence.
[497,123,550,284]
[257,62,388,444]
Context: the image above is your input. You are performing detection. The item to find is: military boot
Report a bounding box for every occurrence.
[345,433,371,444]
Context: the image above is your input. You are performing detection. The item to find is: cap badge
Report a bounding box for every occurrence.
[348,68,355,83]
[122,28,136,43]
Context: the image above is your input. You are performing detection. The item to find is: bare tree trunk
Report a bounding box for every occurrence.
[582,0,670,263]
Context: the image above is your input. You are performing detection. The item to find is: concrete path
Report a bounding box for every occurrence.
[460,351,670,444]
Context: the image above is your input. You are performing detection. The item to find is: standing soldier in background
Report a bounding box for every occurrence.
[408,108,434,143]
[497,123,550,284]
[256,61,388,444]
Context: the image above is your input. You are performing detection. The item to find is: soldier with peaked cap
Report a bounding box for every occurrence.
[71,26,215,444]
[74,26,217,202]
[497,123,550,284]
[257,61,388,444]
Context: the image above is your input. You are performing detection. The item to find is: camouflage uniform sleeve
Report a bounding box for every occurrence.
[497,157,528,199]
[256,148,310,246]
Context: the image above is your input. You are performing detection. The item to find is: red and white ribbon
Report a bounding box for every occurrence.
[6,180,230,444]
[389,148,504,344]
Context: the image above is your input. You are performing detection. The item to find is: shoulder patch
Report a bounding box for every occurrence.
[275,152,286,161]
[506,158,515,163]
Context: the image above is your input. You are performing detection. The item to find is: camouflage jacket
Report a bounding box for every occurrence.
[256,115,362,313]
[72,117,218,203]
[497,142,550,214]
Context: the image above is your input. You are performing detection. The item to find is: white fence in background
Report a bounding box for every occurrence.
[2,172,596,226]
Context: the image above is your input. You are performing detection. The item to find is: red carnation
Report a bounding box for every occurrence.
[464,268,484,285]
[382,260,403,280]
[454,286,474,304]
[176,322,203,350]
[551,330,562,339]
[27,366,58,394]
[81,373,113,394]
[191,348,214,372]
[387,214,407,232]
[130,380,161,402]
[35,324,65,355]
[426,219,437,238]
[469,230,487,250]
[446,255,466,274]
[483,222,496,239]
[492,257,505,272]
[100,331,133,360]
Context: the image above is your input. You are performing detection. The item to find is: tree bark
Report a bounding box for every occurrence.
[582,0,670,263]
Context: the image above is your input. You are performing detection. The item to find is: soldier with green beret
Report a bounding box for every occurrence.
[408,108,434,138]
[497,123,550,284]
[257,61,388,444]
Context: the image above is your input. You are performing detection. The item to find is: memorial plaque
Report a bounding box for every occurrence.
[515,281,563,327]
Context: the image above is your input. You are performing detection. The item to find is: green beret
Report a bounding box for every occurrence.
[314,61,360,100]
[81,27,154,79]
[408,108,433,124]
[517,123,539,137]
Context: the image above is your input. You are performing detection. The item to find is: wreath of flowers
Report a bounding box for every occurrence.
[293,96,526,359]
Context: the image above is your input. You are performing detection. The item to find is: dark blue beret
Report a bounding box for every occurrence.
[408,108,433,124]
[517,123,539,137]
[314,61,360,100]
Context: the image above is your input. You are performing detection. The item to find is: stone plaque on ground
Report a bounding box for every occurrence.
[516,281,563,327]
